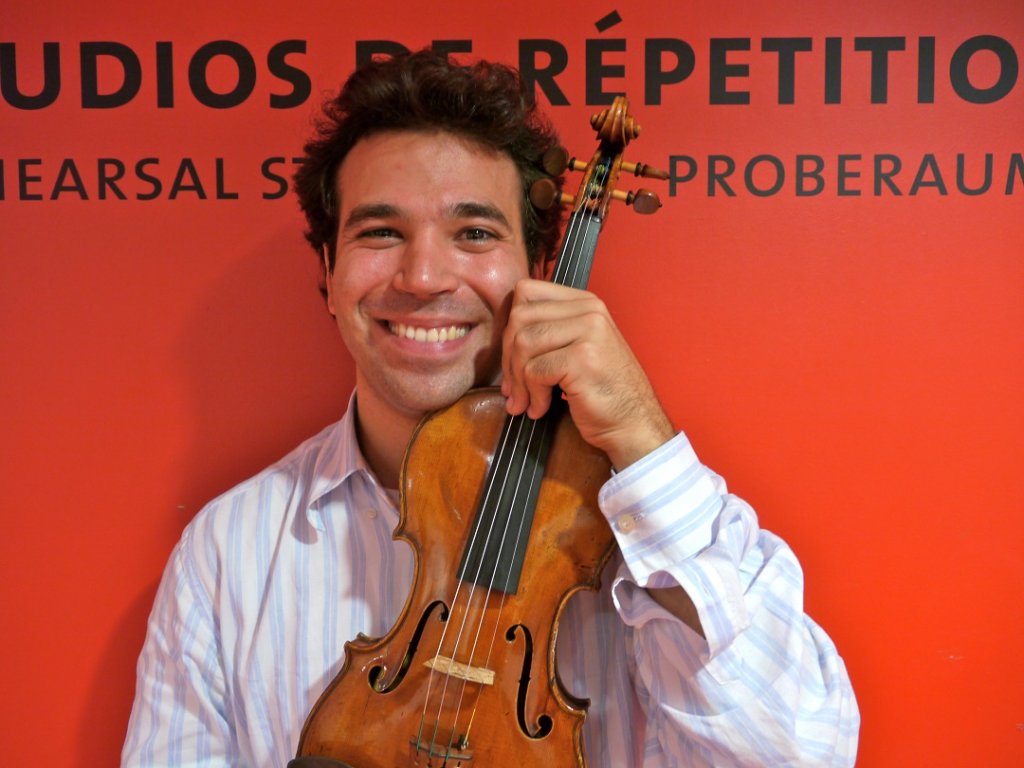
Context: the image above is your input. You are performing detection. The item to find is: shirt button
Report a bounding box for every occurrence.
[368,509,378,520]
[617,514,636,533]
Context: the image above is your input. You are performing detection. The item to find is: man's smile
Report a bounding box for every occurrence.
[386,321,471,343]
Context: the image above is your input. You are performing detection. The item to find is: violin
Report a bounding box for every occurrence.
[290,96,666,768]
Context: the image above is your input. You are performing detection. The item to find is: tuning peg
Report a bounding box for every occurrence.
[541,146,570,176]
[553,155,666,184]
[621,161,669,180]
[611,188,662,214]
[529,178,573,210]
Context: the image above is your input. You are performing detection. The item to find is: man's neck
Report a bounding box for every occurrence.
[352,392,422,490]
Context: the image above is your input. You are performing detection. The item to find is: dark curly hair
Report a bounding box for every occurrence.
[293,49,563,277]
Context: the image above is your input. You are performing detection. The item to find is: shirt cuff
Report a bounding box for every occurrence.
[597,432,754,659]
[598,431,723,587]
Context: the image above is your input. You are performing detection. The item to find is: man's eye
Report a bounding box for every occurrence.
[359,227,399,240]
[461,227,495,241]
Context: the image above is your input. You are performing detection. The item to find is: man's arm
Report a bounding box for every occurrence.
[502,278,704,633]
[503,279,859,763]
[122,529,233,767]
[597,432,859,764]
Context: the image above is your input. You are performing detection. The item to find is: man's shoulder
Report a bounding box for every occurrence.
[221,420,342,499]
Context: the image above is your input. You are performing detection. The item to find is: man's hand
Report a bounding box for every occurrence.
[501,278,674,470]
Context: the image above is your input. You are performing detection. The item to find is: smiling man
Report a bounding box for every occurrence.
[123,50,859,767]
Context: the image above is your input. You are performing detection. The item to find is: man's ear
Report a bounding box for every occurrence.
[322,245,336,316]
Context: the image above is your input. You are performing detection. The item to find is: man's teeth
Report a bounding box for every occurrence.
[388,322,469,343]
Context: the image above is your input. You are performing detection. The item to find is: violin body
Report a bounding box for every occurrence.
[294,389,614,766]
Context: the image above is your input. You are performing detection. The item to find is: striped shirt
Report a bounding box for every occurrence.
[123,398,858,766]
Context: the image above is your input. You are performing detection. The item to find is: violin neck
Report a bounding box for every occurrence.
[456,404,562,594]
[551,209,603,290]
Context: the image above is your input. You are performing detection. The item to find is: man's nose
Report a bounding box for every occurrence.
[392,233,458,295]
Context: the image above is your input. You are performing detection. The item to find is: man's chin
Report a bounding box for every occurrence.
[383,379,478,419]
[357,356,501,420]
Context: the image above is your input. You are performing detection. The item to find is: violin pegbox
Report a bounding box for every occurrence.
[528,96,668,216]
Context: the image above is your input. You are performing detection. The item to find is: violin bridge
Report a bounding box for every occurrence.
[409,736,473,761]
[424,654,496,686]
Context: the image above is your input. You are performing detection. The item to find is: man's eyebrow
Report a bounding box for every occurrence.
[448,201,512,229]
[342,203,400,230]
[342,201,513,230]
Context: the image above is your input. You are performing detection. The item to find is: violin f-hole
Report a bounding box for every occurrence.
[507,623,554,740]
[368,599,449,694]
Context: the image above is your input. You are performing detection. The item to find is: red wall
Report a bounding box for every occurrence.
[2,1,1022,764]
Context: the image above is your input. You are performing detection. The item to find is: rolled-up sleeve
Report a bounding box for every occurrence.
[598,432,860,766]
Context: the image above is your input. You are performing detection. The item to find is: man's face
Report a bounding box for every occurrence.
[326,130,531,428]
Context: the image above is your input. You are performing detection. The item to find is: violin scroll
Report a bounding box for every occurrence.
[589,97,640,147]
[530,96,666,217]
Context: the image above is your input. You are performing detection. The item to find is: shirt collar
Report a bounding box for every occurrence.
[305,390,377,530]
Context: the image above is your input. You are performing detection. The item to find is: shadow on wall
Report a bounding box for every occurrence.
[77,580,159,768]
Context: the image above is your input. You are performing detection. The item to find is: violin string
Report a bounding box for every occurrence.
[416,410,525,755]
[449,154,613,749]
[460,412,554,740]
[421,415,516,760]
[561,157,611,289]
[419,152,614,757]
[447,413,544,748]
[436,414,535,747]
[425,405,553,757]
[453,160,611,744]
[435,199,591,751]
